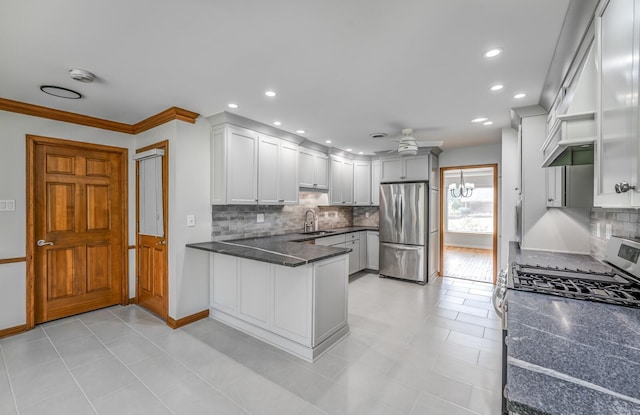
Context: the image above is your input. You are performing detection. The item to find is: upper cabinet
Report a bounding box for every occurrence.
[371,160,381,205]
[299,148,329,190]
[380,154,431,182]
[211,124,298,205]
[594,0,640,207]
[329,156,354,205]
[353,160,371,205]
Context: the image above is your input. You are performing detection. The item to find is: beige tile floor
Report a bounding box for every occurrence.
[0,274,502,415]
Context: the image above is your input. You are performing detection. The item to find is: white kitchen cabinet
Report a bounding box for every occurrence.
[319,232,365,274]
[299,148,329,190]
[359,231,367,268]
[353,160,371,205]
[429,231,440,278]
[211,125,258,204]
[594,0,640,207]
[346,239,360,275]
[371,160,381,205]
[546,167,563,208]
[212,124,297,205]
[380,155,430,182]
[429,153,439,189]
[546,165,594,208]
[330,156,354,205]
[366,231,379,270]
[210,253,349,361]
[258,135,299,205]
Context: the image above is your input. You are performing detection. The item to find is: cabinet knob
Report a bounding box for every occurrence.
[548,198,553,202]
[278,199,285,202]
[615,182,636,193]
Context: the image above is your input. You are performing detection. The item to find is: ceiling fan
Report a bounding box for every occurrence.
[379,129,444,156]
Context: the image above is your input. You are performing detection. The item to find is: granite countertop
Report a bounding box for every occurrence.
[186,226,378,267]
[507,242,640,414]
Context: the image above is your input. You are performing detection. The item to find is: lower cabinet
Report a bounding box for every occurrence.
[366,231,379,270]
[209,253,349,361]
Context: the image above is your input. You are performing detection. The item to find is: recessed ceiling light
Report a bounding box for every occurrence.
[40,85,82,99]
[358,151,364,155]
[265,90,276,97]
[296,129,306,134]
[369,132,387,139]
[471,117,488,123]
[346,148,353,152]
[514,93,526,99]
[484,48,502,58]
[483,121,494,126]
[227,103,238,109]
[273,121,281,126]
[490,84,504,91]
[325,140,332,144]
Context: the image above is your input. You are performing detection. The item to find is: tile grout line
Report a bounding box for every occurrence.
[37,325,100,415]
[74,310,178,415]
[0,344,19,415]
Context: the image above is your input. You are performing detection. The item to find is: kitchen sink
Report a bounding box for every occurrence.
[298,230,336,236]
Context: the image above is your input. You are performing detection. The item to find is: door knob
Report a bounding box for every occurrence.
[37,239,54,246]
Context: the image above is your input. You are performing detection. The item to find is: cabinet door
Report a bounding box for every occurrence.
[238,259,270,329]
[298,149,314,188]
[258,136,280,204]
[381,158,402,181]
[429,154,439,189]
[366,231,379,270]
[313,256,348,346]
[353,161,371,205]
[228,128,258,204]
[371,161,381,205]
[330,158,343,205]
[347,239,360,274]
[404,155,430,180]
[429,231,440,278]
[546,167,564,207]
[280,142,299,204]
[595,0,639,206]
[314,154,329,189]
[342,160,354,204]
[211,254,238,315]
[272,265,312,346]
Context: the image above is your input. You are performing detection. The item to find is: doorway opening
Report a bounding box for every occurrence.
[440,164,497,284]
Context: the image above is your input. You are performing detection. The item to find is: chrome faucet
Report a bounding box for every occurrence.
[304,209,318,232]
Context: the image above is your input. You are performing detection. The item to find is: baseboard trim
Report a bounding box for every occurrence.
[0,324,27,339]
[167,309,209,329]
[128,297,137,305]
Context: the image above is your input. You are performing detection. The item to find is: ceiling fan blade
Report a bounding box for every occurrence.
[416,140,444,147]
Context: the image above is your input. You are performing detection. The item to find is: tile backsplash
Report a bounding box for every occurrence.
[353,206,379,227]
[590,208,640,260]
[211,192,354,240]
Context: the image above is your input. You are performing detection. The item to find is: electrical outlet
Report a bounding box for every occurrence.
[605,223,612,240]
[324,212,329,218]
[365,212,369,218]
[186,214,196,227]
[596,223,600,238]
[257,213,264,223]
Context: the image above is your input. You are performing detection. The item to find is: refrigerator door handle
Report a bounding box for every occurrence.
[400,194,404,230]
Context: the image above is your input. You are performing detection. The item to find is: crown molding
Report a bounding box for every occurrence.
[0,97,199,135]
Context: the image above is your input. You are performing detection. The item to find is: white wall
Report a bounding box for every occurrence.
[134,119,212,320]
[500,128,519,269]
[520,115,590,253]
[0,110,134,330]
[444,233,492,249]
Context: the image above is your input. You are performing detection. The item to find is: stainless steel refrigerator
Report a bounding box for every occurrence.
[379,181,429,284]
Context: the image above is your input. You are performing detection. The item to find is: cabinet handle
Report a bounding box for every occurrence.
[278,199,285,202]
[548,198,553,202]
[313,184,317,187]
[615,182,636,193]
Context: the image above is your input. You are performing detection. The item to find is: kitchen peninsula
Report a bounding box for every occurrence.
[187,226,376,361]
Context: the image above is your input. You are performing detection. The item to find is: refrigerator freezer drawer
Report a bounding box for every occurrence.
[379,242,426,284]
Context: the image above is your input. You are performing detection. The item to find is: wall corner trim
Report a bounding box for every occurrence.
[0,97,199,135]
[167,309,209,329]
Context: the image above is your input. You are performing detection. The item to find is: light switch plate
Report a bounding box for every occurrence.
[257,213,264,223]
[324,212,328,218]
[186,214,196,227]
[0,200,15,211]
[605,223,612,240]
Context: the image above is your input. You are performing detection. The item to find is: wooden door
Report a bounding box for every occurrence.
[136,142,168,319]
[28,136,127,325]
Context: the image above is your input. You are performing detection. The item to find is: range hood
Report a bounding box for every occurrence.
[541,111,595,167]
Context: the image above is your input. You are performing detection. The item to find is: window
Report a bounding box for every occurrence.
[446,175,494,234]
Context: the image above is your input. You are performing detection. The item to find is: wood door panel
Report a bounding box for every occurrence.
[86,158,110,177]
[47,183,75,232]
[137,235,166,316]
[46,154,75,174]
[31,137,126,325]
[46,247,75,300]
[86,184,110,230]
[86,245,111,292]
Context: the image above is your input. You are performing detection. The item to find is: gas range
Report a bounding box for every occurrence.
[507,236,640,309]
[511,263,640,308]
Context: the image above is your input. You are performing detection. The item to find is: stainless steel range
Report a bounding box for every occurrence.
[493,236,640,414]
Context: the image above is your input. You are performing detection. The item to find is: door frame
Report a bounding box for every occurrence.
[439,164,498,284]
[26,135,129,329]
[135,140,169,319]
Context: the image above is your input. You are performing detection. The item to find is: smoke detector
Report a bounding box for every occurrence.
[69,68,95,83]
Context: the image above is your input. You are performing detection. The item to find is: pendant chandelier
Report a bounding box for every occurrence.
[449,171,475,198]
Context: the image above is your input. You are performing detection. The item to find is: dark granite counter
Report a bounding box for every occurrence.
[507,243,640,414]
[187,226,378,267]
